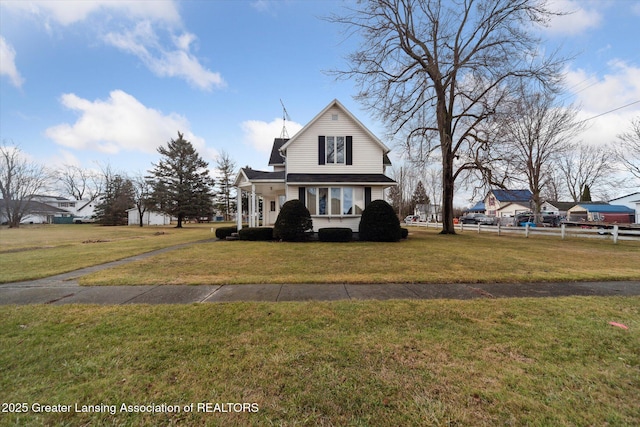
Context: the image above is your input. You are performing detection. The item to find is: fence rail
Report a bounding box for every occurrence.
[405,221,640,243]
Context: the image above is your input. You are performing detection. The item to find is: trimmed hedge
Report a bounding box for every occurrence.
[318,227,353,242]
[215,226,237,239]
[359,200,402,242]
[401,227,409,239]
[238,227,274,241]
[273,199,313,242]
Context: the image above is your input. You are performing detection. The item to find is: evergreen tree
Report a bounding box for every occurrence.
[580,184,592,202]
[95,175,134,226]
[411,181,430,213]
[148,132,215,228]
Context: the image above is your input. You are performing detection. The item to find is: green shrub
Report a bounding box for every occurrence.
[401,228,409,239]
[359,200,402,242]
[238,227,273,241]
[318,227,353,242]
[273,199,313,242]
[215,226,237,239]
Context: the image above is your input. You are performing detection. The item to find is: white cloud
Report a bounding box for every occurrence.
[241,118,303,153]
[546,0,602,35]
[0,36,25,88]
[103,21,225,91]
[45,90,213,158]
[565,60,640,146]
[3,0,180,26]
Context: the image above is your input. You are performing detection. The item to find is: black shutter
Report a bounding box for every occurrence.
[346,136,353,165]
[298,187,306,205]
[365,187,372,207]
[318,136,325,165]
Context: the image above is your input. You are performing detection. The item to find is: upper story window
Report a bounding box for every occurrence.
[318,135,353,166]
[326,136,345,164]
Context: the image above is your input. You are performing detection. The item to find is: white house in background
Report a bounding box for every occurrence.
[234,99,396,232]
[126,208,172,226]
[609,192,640,223]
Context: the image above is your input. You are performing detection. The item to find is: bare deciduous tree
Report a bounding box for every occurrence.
[56,165,101,201]
[215,150,237,221]
[329,0,565,233]
[497,91,583,221]
[558,143,617,202]
[615,117,640,182]
[131,174,154,227]
[0,144,49,228]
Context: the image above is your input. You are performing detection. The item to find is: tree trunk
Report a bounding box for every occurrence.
[440,152,456,234]
[138,210,144,227]
[176,213,183,228]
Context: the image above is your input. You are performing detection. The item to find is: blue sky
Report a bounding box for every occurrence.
[1,0,639,203]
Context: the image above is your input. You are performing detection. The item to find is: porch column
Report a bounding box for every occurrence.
[250,184,256,228]
[236,189,243,231]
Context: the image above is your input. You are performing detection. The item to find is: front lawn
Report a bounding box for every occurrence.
[1,297,638,426]
[79,227,640,285]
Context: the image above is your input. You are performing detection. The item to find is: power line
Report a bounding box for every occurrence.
[578,99,640,124]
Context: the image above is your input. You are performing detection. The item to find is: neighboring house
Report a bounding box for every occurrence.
[567,203,636,223]
[609,192,640,223]
[0,199,69,224]
[34,195,98,221]
[540,201,576,218]
[234,99,396,232]
[126,208,172,226]
[484,189,533,218]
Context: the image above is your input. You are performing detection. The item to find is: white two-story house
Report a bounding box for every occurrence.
[234,99,396,232]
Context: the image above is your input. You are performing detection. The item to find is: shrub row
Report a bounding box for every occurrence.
[318,227,353,242]
[238,227,274,241]
[215,226,237,239]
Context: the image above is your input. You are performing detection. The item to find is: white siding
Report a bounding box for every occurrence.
[285,106,384,175]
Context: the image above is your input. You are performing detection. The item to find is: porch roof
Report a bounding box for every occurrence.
[287,173,396,185]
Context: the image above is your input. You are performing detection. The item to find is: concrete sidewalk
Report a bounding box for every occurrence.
[1,280,640,305]
[2,239,639,305]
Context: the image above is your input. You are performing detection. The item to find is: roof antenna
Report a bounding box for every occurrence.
[280,99,290,139]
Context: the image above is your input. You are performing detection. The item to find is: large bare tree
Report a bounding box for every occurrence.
[0,144,49,228]
[497,90,583,220]
[558,143,616,202]
[615,117,640,182]
[330,0,564,233]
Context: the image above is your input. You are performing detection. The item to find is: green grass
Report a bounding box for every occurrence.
[78,227,640,285]
[0,224,218,282]
[1,297,638,426]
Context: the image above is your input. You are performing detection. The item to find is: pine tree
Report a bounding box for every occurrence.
[580,184,592,202]
[214,151,236,221]
[148,132,215,228]
[95,175,134,226]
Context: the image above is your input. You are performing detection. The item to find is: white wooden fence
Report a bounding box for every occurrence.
[405,221,640,244]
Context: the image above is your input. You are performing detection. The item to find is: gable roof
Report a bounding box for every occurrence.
[543,201,576,211]
[279,99,390,154]
[490,189,533,203]
[268,138,288,166]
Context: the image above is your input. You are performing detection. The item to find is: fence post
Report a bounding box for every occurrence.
[498,222,501,236]
[477,222,481,234]
[459,222,463,232]
[561,223,566,240]
[613,225,619,244]
[525,223,530,238]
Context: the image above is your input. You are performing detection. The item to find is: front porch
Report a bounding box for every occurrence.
[234,168,285,230]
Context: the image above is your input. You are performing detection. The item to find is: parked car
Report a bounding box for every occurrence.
[460,214,497,225]
[74,216,96,224]
[515,213,561,227]
[404,215,420,223]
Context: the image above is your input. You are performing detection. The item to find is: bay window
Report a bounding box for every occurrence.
[305,187,365,216]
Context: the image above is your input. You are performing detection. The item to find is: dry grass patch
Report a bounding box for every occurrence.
[80,228,640,285]
[0,224,216,283]
[1,297,638,425]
